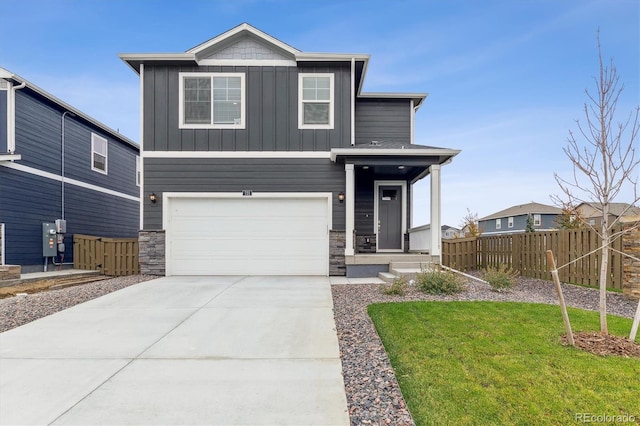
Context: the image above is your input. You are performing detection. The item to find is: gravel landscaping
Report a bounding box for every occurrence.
[331,276,639,426]
[1,273,638,426]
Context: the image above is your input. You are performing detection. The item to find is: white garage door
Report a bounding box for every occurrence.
[166,195,329,276]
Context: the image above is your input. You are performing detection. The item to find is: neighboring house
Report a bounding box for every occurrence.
[0,68,140,273]
[478,202,561,235]
[120,23,460,277]
[577,202,640,228]
[442,225,463,239]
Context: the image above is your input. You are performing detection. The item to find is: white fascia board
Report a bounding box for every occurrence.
[0,162,139,202]
[143,151,332,159]
[187,23,301,56]
[296,52,370,62]
[330,148,461,162]
[197,59,297,67]
[1,68,139,151]
[118,53,196,73]
[0,154,21,162]
[358,92,428,109]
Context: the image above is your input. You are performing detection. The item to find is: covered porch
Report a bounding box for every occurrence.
[331,141,460,278]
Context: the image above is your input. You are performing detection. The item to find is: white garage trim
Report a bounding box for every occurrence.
[163,192,332,276]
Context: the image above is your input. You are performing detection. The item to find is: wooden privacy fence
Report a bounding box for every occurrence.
[442,228,624,289]
[73,234,139,276]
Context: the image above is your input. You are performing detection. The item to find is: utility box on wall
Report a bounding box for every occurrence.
[42,223,57,257]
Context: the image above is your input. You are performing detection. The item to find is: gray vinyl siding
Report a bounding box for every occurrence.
[143,158,345,230]
[14,90,139,197]
[143,64,351,152]
[0,167,138,270]
[480,214,559,234]
[355,99,411,145]
[0,90,7,152]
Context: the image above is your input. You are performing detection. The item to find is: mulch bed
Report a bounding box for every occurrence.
[563,331,640,358]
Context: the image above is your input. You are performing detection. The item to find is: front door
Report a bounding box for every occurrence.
[377,185,403,250]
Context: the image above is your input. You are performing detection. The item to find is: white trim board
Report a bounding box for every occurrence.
[143,151,332,159]
[373,180,407,253]
[0,162,140,202]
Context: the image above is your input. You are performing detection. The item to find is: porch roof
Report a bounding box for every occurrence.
[330,141,460,182]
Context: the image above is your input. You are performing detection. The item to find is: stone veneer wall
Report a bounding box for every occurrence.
[355,234,376,253]
[330,231,346,276]
[0,265,20,280]
[139,230,166,276]
[622,219,640,300]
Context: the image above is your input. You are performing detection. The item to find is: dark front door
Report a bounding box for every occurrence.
[378,185,402,250]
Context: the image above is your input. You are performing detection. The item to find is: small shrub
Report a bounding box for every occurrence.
[416,268,465,295]
[381,277,408,296]
[483,264,519,291]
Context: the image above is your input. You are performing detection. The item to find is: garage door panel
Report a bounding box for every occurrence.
[167,196,330,276]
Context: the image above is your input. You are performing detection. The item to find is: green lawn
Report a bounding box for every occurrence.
[368,302,640,425]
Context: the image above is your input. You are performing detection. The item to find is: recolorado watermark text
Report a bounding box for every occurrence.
[575,413,637,424]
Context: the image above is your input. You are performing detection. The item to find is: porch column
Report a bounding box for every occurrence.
[430,164,441,261]
[345,163,355,256]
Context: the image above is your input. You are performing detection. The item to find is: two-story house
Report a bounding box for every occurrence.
[577,202,640,228]
[478,202,561,235]
[0,68,140,272]
[121,23,460,277]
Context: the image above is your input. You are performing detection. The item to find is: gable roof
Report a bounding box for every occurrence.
[577,202,640,218]
[0,67,138,150]
[119,23,425,107]
[479,202,561,221]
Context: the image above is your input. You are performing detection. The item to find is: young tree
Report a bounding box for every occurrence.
[525,214,535,233]
[460,208,482,238]
[553,32,640,334]
[554,202,585,230]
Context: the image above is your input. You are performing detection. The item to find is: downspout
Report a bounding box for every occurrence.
[8,80,26,153]
[61,111,76,220]
[350,57,355,146]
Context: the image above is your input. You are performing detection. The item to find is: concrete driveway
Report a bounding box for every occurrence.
[0,276,349,425]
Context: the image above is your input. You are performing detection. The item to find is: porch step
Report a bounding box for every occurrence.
[377,272,397,284]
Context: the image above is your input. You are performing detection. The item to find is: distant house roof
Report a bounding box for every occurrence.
[479,202,561,221]
[0,67,138,150]
[577,202,640,218]
[442,225,461,232]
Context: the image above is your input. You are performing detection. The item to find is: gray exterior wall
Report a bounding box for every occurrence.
[0,90,7,152]
[0,86,140,270]
[355,98,411,145]
[143,157,345,230]
[479,213,559,234]
[143,63,351,152]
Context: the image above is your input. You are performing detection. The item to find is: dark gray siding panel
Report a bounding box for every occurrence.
[355,99,411,145]
[13,89,140,197]
[0,90,7,152]
[143,158,345,230]
[145,64,352,152]
[0,167,138,269]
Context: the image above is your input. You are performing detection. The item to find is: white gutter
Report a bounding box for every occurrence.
[7,79,26,153]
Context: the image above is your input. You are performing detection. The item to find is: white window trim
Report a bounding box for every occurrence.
[91,133,108,175]
[508,217,514,228]
[298,73,334,129]
[496,218,501,230]
[135,155,141,187]
[533,214,542,226]
[178,72,246,129]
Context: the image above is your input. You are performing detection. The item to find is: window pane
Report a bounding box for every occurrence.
[316,77,330,89]
[93,138,107,155]
[214,101,241,124]
[304,103,329,124]
[302,77,316,89]
[93,153,106,171]
[316,88,330,101]
[184,77,211,124]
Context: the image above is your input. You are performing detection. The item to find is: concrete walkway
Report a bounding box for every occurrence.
[0,276,349,425]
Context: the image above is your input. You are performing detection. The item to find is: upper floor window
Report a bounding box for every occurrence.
[495,218,501,230]
[298,73,334,129]
[179,72,245,129]
[533,214,541,226]
[508,217,514,228]
[91,133,108,174]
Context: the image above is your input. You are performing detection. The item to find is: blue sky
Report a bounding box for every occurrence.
[1,0,638,227]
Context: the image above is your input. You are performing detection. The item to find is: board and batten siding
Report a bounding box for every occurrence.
[143,64,352,152]
[143,158,346,230]
[14,90,139,197]
[355,98,411,145]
